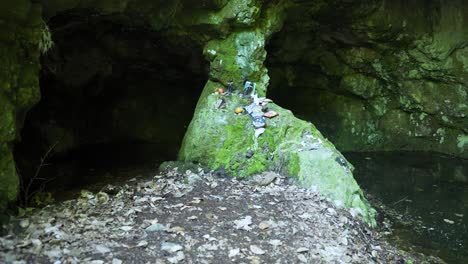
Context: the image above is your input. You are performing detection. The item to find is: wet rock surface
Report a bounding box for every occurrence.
[1,166,440,263]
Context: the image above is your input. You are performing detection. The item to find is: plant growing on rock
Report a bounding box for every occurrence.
[17,142,58,208]
[38,21,53,54]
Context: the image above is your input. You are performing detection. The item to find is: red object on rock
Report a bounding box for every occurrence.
[263,111,279,118]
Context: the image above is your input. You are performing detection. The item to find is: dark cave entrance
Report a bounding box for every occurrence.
[265,12,357,147]
[265,2,384,153]
[14,10,208,202]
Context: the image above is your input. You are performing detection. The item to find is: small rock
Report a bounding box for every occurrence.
[120,226,132,231]
[112,259,123,264]
[268,239,282,247]
[234,216,253,231]
[187,174,202,184]
[161,242,183,253]
[229,248,240,258]
[137,240,148,247]
[258,222,270,230]
[146,223,167,232]
[341,237,348,246]
[297,254,308,263]
[19,219,29,228]
[251,172,278,186]
[296,247,309,253]
[95,245,111,254]
[167,252,185,264]
[250,245,265,255]
[443,219,455,224]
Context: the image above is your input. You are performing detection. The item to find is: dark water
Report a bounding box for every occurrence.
[346,151,468,263]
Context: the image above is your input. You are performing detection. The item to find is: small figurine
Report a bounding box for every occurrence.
[227,79,234,93]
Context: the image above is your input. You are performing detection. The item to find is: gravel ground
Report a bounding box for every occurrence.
[0,165,443,263]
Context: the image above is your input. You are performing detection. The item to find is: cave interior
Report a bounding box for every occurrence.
[14,9,208,196]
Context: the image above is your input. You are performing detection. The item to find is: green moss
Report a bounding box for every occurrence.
[0,144,19,212]
[180,89,376,225]
[0,3,43,211]
[287,154,300,176]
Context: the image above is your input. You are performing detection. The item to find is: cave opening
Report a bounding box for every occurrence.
[265,5,368,151]
[13,9,208,202]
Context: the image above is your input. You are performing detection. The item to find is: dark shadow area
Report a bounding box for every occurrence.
[265,6,363,145]
[346,151,468,263]
[13,9,208,203]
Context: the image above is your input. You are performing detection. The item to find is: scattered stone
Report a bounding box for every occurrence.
[137,241,148,247]
[297,254,308,263]
[112,258,123,264]
[0,167,437,264]
[120,226,132,231]
[19,219,29,228]
[250,172,278,186]
[161,242,183,253]
[268,239,282,247]
[258,222,270,230]
[443,219,455,224]
[146,223,167,232]
[167,252,185,263]
[234,216,253,231]
[95,245,111,254]
[296,247,309,253]
[250,245,266,255]
[229,248,240,258]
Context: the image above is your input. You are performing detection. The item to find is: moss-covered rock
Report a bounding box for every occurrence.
[180,89,376,225]
[267,0,468,158]
[1,0,380,227]
[0,1,43,211]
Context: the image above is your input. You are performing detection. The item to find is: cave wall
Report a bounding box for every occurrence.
[0,1,44,211]
[8,0,467,224]
[267,0,468,157]
[0,0,377,223]
[0,0,209,210]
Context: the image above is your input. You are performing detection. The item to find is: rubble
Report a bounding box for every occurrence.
[0,166,439,263]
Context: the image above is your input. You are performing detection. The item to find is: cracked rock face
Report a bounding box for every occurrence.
[267,0,468,158]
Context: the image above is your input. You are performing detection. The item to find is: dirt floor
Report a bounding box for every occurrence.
[0,164,444,263]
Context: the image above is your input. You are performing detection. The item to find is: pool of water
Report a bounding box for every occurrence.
[345,151,468,263]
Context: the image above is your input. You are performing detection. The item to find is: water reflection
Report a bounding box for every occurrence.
[345,151,468,263]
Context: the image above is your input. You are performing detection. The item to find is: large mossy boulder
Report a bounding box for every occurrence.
[180,83,376,225]
[178,0,376,225]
